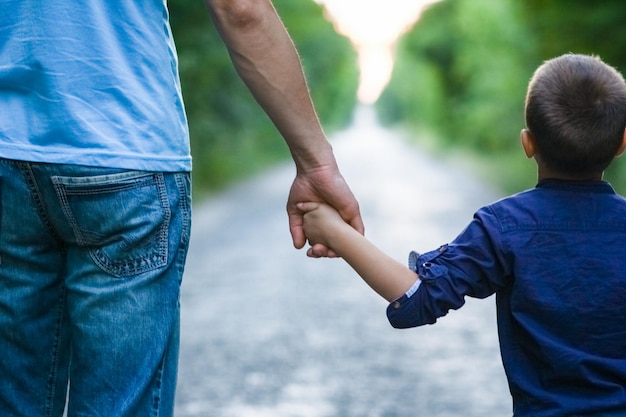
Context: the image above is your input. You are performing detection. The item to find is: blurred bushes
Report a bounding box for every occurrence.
[169,0,626,196]
[169,0,358,196]
[379,0,626,193]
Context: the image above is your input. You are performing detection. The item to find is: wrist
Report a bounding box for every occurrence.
[327,222,360,257]
[291,136,336,173]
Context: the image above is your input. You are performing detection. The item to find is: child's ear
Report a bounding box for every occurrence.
[520,129,536,158]
[616,129,626,157]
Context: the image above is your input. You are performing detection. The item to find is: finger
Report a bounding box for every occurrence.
[287,208,306,249]
[290,226,306,249]
[310,243,327,258]
[339,203,365,236]
[309,243,339,258]
[296,201,320,213]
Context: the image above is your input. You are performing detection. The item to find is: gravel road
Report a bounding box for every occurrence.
[175,107,513,417]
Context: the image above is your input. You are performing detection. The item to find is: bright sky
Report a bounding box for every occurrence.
[313,0,442,104]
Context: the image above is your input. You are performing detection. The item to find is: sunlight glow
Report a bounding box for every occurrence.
[314,0,442,104]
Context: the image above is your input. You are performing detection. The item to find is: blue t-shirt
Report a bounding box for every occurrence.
[388,179,626,417]
[0,1,191,172]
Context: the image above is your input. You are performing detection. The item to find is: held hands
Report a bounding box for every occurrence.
[297,202,348,258]
[287,164,364,257]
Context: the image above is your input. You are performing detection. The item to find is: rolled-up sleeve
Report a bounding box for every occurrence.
[387,245,452,328]
[386,208,507,329]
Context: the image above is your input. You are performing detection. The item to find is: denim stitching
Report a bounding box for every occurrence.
[51,179,86,245]
[151,354,165,417]
[16,162,67,416]
[174,173,191,246]
[18,162,64,243]
[156,172,172,268]
[44,287,68,417]
[52,172,171,277]
[0,174,2,266]
[91,173,170,276]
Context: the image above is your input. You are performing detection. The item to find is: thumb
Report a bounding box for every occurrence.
[296,201,321,213]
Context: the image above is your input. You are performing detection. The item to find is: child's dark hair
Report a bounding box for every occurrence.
[525,54,626,176]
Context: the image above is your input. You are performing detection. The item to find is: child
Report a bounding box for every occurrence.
[298,54,626,417]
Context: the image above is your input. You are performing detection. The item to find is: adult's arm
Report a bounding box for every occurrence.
[204,0,364,253]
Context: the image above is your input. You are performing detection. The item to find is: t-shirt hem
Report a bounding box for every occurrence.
[0,146,192,172]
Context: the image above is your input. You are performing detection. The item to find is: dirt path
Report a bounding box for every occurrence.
[175,107,512,417]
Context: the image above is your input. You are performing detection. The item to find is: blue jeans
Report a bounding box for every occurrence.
[0,159,191,416]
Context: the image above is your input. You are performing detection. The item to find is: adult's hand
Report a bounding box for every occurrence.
[288,161,363,258]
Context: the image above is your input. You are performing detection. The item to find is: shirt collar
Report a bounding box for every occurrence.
[536,178,616,194]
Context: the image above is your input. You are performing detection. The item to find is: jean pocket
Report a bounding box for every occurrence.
[52,171,171,277]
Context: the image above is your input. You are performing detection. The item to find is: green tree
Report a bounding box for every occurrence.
[523,0,626,190]
[380,0,626,193]
[525,0,626,68]
[168,0,358,195]
[380,0,533,151]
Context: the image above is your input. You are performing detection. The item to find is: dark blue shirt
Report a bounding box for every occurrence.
[388,180,626,417]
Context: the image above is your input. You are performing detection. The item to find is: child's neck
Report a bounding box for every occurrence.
[537,166,603,182]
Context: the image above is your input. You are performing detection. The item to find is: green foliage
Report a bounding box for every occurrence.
[168,0,358,195]
[378,0,626,193]
[380,0,533,153]
[523,0,626,191]
[168,0,626,196]
[273,1,359,131]
[525,0,626,67]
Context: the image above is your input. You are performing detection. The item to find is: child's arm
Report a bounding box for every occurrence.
[298,202,418,302]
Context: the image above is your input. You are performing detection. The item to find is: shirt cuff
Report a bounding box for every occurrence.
[404,278,421,297]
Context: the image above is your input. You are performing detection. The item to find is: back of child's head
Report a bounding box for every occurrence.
[525,54,626,176]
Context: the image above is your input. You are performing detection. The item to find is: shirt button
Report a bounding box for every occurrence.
[392,301,401,309]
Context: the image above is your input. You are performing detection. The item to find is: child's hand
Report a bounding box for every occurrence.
[297,202,347,258]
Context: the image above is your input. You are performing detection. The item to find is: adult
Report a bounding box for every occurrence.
[0,0,362,415]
